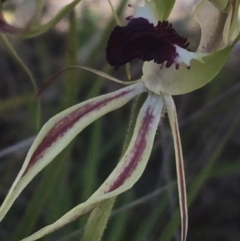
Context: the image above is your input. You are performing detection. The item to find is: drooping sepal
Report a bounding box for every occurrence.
[164,95,188,241]
[20,93,164,241]
[0,83,145,222]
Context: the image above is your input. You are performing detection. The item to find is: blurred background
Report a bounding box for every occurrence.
[0,0,240,241]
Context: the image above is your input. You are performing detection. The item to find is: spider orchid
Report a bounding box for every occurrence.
[0,1,239,241]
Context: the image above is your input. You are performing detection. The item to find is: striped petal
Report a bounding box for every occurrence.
[20,93,163,241]
[0,82,145,222]
[164,94,188,241]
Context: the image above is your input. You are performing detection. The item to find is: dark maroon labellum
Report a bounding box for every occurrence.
[106,17,189,69]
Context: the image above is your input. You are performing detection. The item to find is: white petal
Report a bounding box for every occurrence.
[91,93,164,197]
[0,82,145,222]
[20,94,164,241]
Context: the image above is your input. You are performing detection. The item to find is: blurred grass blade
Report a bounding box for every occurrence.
[62,9,79,108]
[159,102,240,241]
[132,194,169,241]
[11,151,71,240]
[21,0,82,38]
[82,199,115,241]
[0,33,41,129]
[107,192,134,241]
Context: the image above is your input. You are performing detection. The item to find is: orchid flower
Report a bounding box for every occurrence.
[0,1,239,241]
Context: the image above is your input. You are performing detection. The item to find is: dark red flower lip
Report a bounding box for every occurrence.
[106,17,189,70]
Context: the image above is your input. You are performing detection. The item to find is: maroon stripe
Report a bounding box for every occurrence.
[106,107,154,192]
[24,89,132,173]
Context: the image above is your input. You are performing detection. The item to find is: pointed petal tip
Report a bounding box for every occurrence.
[0,83,146,224]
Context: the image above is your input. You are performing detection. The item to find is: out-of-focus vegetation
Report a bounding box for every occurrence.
[0,0,240,241]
